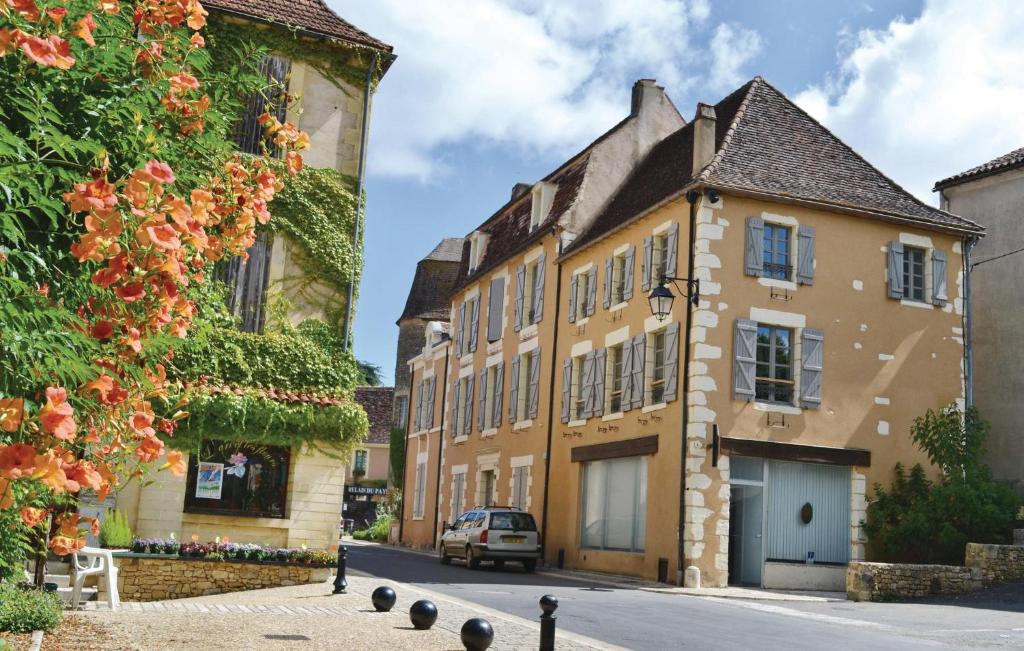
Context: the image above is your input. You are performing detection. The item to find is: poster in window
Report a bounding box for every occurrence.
[196,462,224,499]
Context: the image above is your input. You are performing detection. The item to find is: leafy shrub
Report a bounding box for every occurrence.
[0,583,62,633]
[353,504,393,542]
[99,511,132,549]
[865,405,1022,564]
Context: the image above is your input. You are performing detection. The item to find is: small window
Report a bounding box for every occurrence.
[903,246,926,302]
[353,450,367,474]
[763,224,792,280]
[412,462,427,518]
[517,352,533,422]
[185,441,290,519]
[510,466,529,510]
[575,272,590,321]
[530,184,555,232]
[572,356,586,420]
[478,470,495,507]
[523,261,540,325]
[453,376,470,435]
[755,325,793,404]
[451,472,466,521]
[468,232,488,275]
[611,254,626,305]
[607,344,624,414]
[652,234,669,282]
[648,331,667,405]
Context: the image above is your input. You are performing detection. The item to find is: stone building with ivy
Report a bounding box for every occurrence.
[113,1,394,550]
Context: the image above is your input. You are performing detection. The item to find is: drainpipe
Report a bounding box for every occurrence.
[963,235,977,408]
[342,51,379,352]
[431,340,451,545]
[397,352,415,544]
[540,230,565,559]
[676,190,700,585]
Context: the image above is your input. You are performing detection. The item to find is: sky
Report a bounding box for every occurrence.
[327,0,1024,386]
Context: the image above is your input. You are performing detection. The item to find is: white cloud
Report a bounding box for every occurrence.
[329,0,762,180]
[795,0,1024,203]
[708,23,762,93]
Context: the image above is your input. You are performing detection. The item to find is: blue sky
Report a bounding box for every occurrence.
[328,0,1024,386]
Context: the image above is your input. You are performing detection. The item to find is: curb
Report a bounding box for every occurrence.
[28,630,43,651]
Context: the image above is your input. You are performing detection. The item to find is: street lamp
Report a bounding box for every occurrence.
[647,275,700,321]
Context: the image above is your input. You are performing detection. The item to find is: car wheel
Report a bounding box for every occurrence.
[493,560,505,571]
[522,559,537,573]
[439,544,451,565]
[466,545,481,570]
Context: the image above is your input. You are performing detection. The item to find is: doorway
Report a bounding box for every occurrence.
[728,456,764,586]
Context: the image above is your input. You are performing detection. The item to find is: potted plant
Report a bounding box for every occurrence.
[130,537,147,554]
[162,539,179,555]
[274,548,291,563]
[247,545,267,562]
[99,510,133,550]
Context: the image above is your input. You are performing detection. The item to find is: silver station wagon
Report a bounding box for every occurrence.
[439,506,540,572]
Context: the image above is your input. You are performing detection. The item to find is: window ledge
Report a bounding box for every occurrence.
[460,353,475,366]
[567,419,587,427]
[758,277,797,290]
[486,340,503,354]
[900,299,934,310]
[453,435,469,444]
[513,419,533,431]
[642,402,667,414]
[753,402,802,416]
[602,412,624,422]
[609,301,629,312]
[481,428,498,438]
[412,516,425,521]
[519,324,539,340]
[429,427,442,433]
[573,317,589,327]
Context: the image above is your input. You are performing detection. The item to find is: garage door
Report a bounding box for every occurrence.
[765,460,850,564]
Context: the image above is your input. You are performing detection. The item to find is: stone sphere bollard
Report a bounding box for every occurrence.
[460,617,494,651]
[409,599,438,630]
[371,586,397,612]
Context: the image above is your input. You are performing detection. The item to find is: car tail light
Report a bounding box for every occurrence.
[480,530,488,544]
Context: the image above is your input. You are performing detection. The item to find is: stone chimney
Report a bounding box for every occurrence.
[630,79,665,117]
[511,182,533,201]
[692,103,717,172]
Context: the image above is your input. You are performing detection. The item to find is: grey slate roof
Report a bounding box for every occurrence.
[424,238,465,262]
[934,146,1024,190]
[204,0,393,51]
[354,386,394,444]
[398,238,464,323]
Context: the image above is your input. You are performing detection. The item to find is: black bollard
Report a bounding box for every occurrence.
[332,545,348,594]
[371,586,397,612]
[409,599,438,630]
[460,617,494,651]
[539,594,558,651]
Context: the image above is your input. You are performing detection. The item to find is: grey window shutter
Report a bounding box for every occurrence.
[586,268,597,317]
[641,236,653,291]
[509,356,520,423]
[663,322,680,402]
[451,380,461,436]
[533,254,546,323]
[469,299,479,352]
[932,250,948,306]
[463,375,474,436]
[528,348,541,419]
[796,225,815,285]
[620,340,634,410]
[733,319,757,401]
[623,245,636,301]
[561,358,572,424]
[665,223,679,277]
[427,377,436,427]
[630,334,646,410]
[568,274,579,324]
[800,328,824,409]
[581,351,596,418]
[493,362,504,427]
[415,380,423,430]
[887,241,904,299]
[456,302,466,357]
[744,217,764,277]
[487,277,504,342]
[514,264,526,331]
[593,347,607,416]
[603,258,613,309]
[478,369,487,431]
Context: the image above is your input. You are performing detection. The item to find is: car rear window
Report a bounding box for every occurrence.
[489,512,537,531]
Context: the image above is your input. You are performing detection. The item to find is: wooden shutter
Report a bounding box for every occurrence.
[623,245,636,301]
[451,380,461,436]
[932,250,948,306]
[533,254,546,323]
[603,258,613,308]
[887,241,904,299]
[221,231,273,333]
[487,277,504,342]
[800,328,824,409]
[630,334,646,410]
[415,380,424,431]
[528,348,541,419]
[581,351,596,418]
[797,225,815,285]
[744,217,764,277]
[586,268,597,317]
[493,362,504,427]
[620,340,634,410]
[593,347,607,416]
[561,358,572,424]
[463,375,474,436]
[641,236,653,291]
[509,355,520,423]
[665,223,679,277]
[663,322,680,402]
[478,369,487,431]
[469,299,479,352]
[514,264,526,331]
[733,319,757,401]
[426,378,436,428]
[236,55,291,155]
[456,302,466,357]
[568,274,579,324]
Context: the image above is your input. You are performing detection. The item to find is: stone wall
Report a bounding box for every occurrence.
[848,534,1024,601]
[113,557,331,602]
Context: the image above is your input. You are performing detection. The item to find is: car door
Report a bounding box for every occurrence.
[458,511,479,552]
[444,514,466,554]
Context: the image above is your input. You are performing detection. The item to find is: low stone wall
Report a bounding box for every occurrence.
[113,556,331,601]
[848,533,1024,602]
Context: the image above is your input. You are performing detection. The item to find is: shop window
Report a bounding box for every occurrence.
[185,441,290,519]
[581,456,647,552]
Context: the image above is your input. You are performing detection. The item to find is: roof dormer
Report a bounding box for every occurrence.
[529,182,557,232]
[467,230,489,275]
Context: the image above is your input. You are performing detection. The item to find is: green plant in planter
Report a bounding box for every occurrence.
[0,583,62,633]
[99,511,132,549]
[206,551,225,562]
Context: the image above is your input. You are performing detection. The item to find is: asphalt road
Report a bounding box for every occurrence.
[345,543,1024,650]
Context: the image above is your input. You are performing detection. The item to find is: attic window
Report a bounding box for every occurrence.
[530,183,556,232]
[468,231,488,275]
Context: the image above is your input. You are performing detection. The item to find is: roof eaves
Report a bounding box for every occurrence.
[934,156,1024,191]
[207,5,394,54]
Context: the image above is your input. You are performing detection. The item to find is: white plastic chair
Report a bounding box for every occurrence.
[71,547,120,611]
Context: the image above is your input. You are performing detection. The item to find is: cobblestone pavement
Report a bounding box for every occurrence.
[78,572,615,650]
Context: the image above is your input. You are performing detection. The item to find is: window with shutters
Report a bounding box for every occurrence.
[646,330,668,405]
[763,224,792,280]
[611,254,627,305]
[523,260,540,325]
[478,469,496,507]
[451,471,466,520]
[412,461,426,518]
[572,356,586,420]
[606,344,624,414]
[483,365,498,430]
[755,325,794,404]
[651,233,669,282]
[394,396,408,430]
[511,466,529,510]
[516,352,533,422]
[574,271,590,321]
[902,246,926,302]
[453,376,471,437]
[487,276,505,343]
[581,456,647,552]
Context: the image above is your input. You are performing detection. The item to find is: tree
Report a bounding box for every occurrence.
[356,361,383,387]
[0,0,309,572]
[389,427,405,487]
[864,405,1021,564]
